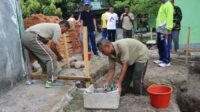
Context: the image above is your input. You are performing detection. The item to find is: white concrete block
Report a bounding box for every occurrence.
[83,85,120,109]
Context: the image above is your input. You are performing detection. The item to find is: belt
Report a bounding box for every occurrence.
[29,31,49,44]
[37,35,49,44]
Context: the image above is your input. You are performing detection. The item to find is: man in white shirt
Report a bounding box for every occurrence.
[120,6,134,38]
[106,6,118,42]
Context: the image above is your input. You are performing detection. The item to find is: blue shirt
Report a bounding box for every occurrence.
[81,10,95,32]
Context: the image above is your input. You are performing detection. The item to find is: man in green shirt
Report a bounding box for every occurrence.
[97,38,149,96]
[154,0,174,67]
[22,20,70,88]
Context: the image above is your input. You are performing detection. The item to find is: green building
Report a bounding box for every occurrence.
[148,0,200,50]
[176,0,200,50]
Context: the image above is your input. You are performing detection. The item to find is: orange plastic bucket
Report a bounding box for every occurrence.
[147,85,173,108]
[82,52,92,61]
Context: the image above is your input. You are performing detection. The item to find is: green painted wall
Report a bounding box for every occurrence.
[176,0,200,45]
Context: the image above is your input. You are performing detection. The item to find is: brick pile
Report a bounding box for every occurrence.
[23,14,82,62]
[55,23,82,56]
[23,14,60,29]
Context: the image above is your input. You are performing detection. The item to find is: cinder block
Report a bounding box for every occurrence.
[83,85,120,109]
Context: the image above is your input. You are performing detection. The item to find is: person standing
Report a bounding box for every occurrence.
[106,6,118,42]
[120,6,134,38]
[80,3,99,56]
[170,0,182,53]
[22,20,70,87]
[154,0,174,67]
[97,38,149,96]
[101,10,109,38]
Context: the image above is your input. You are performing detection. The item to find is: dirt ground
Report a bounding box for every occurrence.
[1,30,198,112]
[63,50,189,112]
[177,62,200,112]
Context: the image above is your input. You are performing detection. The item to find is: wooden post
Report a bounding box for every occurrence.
[185,27,191,64]
[59,33,70,68]
[62,33,70,68]
[82,27,91,87]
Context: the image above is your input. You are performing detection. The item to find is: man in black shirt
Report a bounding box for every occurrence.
[81,3,99,55]
[170,0,182,52]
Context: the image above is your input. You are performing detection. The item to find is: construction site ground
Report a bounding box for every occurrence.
[1,30,199,112]
[63,50,188,112]
[0,49,190,112]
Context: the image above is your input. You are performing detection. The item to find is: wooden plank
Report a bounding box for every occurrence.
[183,50,200,56]
[185,50,200,53]
[82,27,91,87]
[31,74,91,81]
[185,27,191,64]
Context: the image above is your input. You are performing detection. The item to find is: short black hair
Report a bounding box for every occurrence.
[125,6,130,9]
[97,38,110,49]
[109,5,114,8]
[85,4,90,6]
[59,20,70,28]
[108,5,114,11]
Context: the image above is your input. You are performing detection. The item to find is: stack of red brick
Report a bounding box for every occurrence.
[23,14,60,29]
[23,14,82,59]
[56,23,82,56]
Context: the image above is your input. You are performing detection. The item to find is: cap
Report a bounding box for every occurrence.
[84,0,90,5]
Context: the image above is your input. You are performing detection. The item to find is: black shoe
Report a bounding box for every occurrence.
[133,89,148,96]
[127,86,134,93]
[94,52,99,56]
[121,91,126,96]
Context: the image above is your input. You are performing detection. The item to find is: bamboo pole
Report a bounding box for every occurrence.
[185,27,191,64]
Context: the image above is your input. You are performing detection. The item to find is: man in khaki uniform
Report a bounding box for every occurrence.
[21,20,70,88]
[120,6,134,38]
[97,38,149,96]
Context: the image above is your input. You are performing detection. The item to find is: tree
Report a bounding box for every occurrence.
[56,0,83,18]
[20,0,62,18]
[20,0,83,18]
[114,0,160,15]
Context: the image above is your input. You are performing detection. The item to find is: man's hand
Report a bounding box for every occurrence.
[123,13,127,17]
[50,42,63,61]
[128,15,133,22]
[95,27,98,32]
[163,30,168,38]
[103,82,109,89]
[50,42,57,50]
[57,55,63,61]
[115,82,122,93]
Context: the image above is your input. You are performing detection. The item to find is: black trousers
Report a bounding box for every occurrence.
[107,30,116,42]
[123,29,132,38]
[122,61,148,95]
